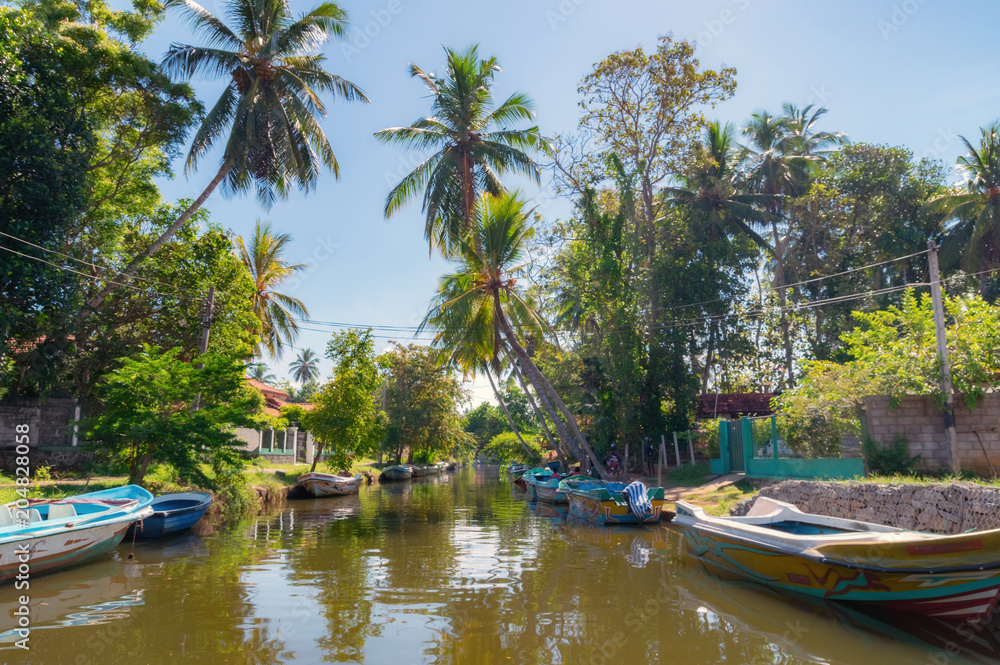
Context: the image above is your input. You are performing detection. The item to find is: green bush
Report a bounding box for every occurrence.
[482,432,542,465]
[863,435,920,475]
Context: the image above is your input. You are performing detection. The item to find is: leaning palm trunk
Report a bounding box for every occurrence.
[486,370,534,458]
[495,308,608,479]
[508,354,569,471]
[81,163,229,320]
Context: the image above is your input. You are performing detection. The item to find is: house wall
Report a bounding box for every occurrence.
[863,394,1000,474]
[0,399,91,470]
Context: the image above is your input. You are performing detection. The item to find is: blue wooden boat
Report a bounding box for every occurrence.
[129,492,212,539]
[522,468,568,504]
[1,485,154,581]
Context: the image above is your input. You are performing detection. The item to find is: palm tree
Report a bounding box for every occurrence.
[421,192,608,477]
[248,362,277,384]
[375,45,550,256]
[925,122,1000,282]
[779,103,849,159]
[237,220,309,359]
[289,347,321,384]
[83,0,368,317]
[666,121,776,248]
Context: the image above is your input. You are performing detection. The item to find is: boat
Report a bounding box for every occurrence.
[410,465,430,478]
[507,463,529,481]
[445,463,457,472]
[0,485,154,581]
[559,477,666,524]
[674,496,1000,623]
[129,492,212,538]
[379,465,413,482]
[522,468,568,504]
[298,472,364,497]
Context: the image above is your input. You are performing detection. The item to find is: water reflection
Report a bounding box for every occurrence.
[2,469,1000,664]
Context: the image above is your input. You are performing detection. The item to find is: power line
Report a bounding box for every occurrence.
[0,230,182,293]
[0,245,167,296]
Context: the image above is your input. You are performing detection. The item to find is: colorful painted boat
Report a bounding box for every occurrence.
[298,472,364,497]
[522,468,568,504]
[559,478,666,524]
[674,496,1000,623]
[0,485,154,581]
[129,492,212,538]
[379,465,413,482]
[507,463,529,481]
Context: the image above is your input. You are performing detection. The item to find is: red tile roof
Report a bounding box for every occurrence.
[246,379,312,418]
[697,393,776,418]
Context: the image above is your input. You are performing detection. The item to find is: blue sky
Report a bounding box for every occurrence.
[139,0,1000,402]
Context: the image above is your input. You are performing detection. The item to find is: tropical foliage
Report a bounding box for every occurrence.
[307,329,384,472]
[84,345,262,485]
[237,220,309,359]
[376,45,549,255]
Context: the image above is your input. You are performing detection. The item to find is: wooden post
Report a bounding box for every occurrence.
[624,443,629,482]
[928,240,960,473]
[658,437,664,487]
[688,430,695,465]
[673,432,681,466]
[772,416,780,459]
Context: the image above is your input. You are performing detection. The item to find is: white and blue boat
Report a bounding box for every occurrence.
[129,492,213,539]
[0,485,154,581]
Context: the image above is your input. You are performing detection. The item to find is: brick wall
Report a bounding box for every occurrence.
[863,394,1000,474]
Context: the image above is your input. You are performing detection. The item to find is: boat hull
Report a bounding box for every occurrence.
[379,466,412,482]
[298,473,363,497]
[132,492,212,538]
[0,521,133,581]
[680,525,1000,623]
[566,493,665,524]
[522,472,567,504]
[674,498,1000,623]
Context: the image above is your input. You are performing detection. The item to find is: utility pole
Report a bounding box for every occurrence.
[192,286,216,412]
[927,241,960,473]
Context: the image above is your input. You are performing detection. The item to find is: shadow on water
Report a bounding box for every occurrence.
[2,467,1000,664]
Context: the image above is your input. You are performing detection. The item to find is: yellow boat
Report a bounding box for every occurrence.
[674,497,1000,623]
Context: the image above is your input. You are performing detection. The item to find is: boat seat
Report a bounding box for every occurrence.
[27,509,43,523]
[48,504,77,520]
[0,506,12,527]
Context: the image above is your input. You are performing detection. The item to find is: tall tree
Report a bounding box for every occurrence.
[236,220,309,359]
[375,45,550,256]
[248,362,276,384]
[422,193,608,477]
[83,0,368,316]
[925,121,1000,291]
[290,347,321,384]
[309,329,384,472]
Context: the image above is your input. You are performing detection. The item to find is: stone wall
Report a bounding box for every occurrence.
[864,394,1000,474]
[731,479,1000,534]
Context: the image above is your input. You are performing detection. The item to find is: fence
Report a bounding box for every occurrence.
[710,415,865,480]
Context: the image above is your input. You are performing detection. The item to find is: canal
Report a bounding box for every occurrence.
[3,467,999,664]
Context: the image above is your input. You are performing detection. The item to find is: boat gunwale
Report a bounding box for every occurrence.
[676,498,1000,575]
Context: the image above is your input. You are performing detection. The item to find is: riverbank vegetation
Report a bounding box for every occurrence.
[3,0,1000,492]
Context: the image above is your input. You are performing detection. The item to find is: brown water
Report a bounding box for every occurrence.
[3,467,1000,665]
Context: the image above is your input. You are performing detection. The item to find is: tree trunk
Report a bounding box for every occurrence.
[310,440,325,472]
[486,369,534,458]
[80,163,229,321]
[509,356,568,470]
[495,305,609,479]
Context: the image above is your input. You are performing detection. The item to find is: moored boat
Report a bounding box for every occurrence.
[129,492,212,538]
[298,472,364,497]
[560,478,666,524]
[379,465,413,482]
[522,468,568,504]
[674,496,1000,623]
[0,485,154,581]
[507,463,529,481]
